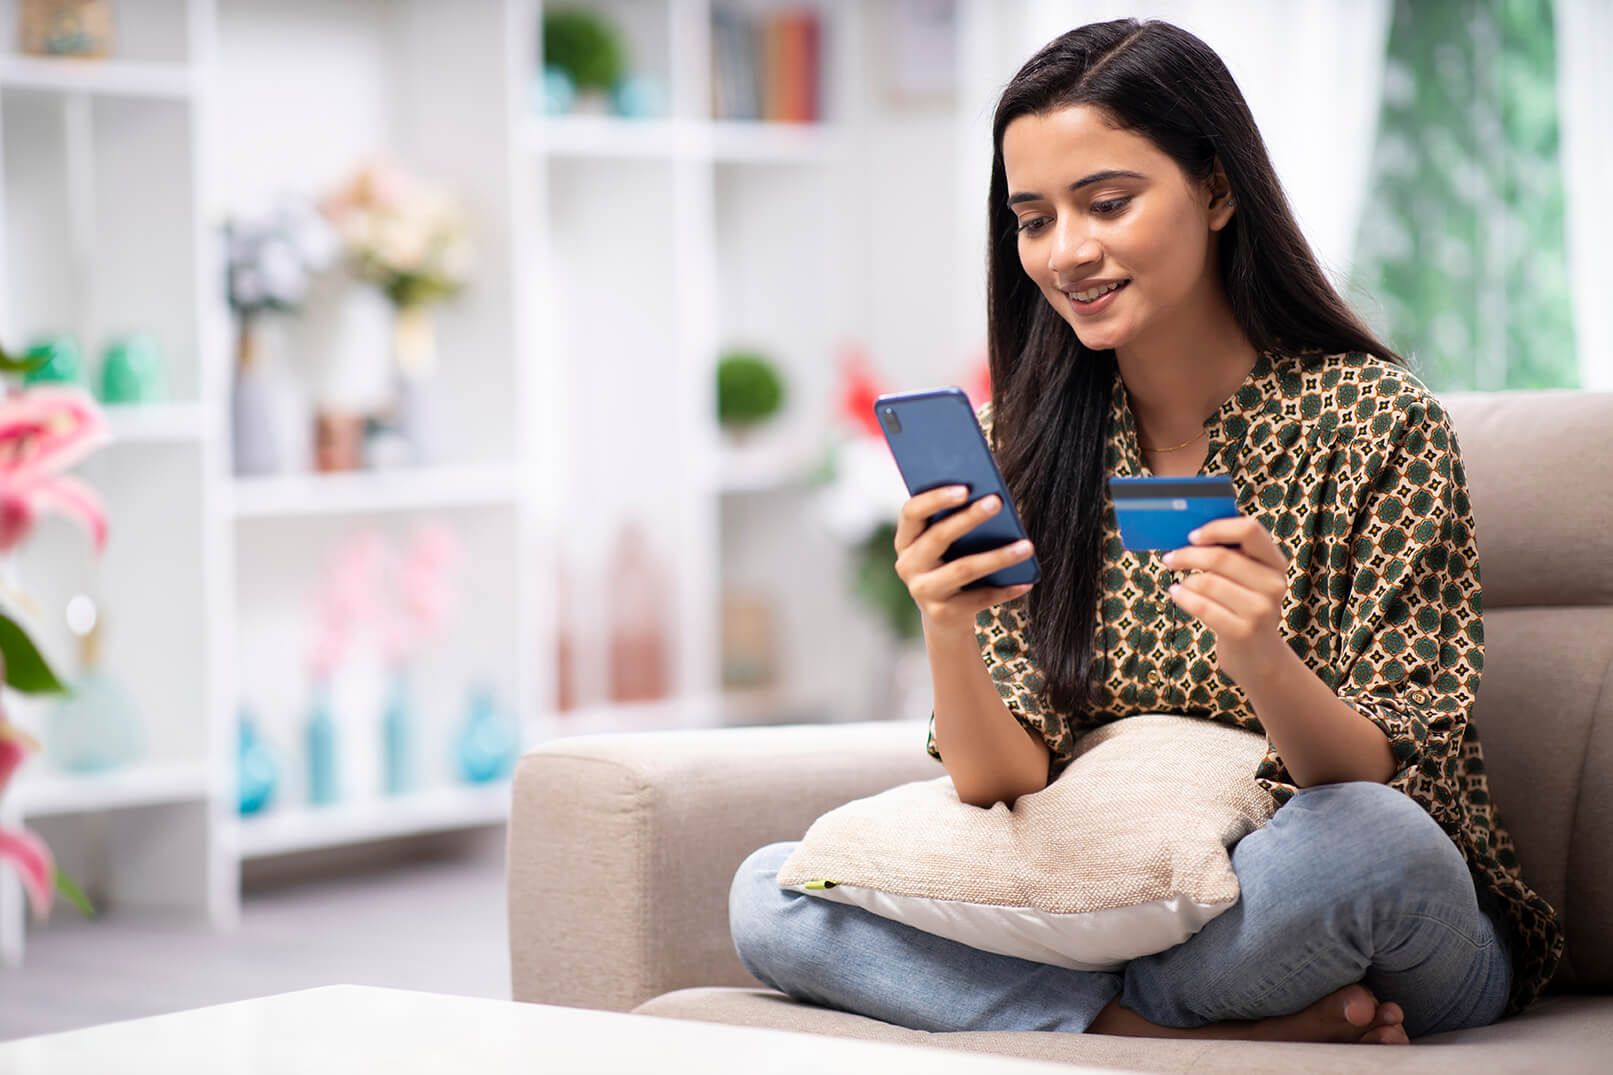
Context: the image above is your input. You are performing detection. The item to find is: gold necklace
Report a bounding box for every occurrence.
[1140,427,1208,453]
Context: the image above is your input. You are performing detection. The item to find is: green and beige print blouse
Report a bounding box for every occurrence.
[924,348,1565,1017]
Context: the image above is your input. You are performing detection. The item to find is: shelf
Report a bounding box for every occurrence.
[230,464,523,519]
[547,687,821,737]
[717,684,828,725]
[529,115,684,159]
[236,781,512,859]
[710,120,837,163]
[7,760,211,818]
[527,116,838,163]
[102,402,208,444]
[0,56,196,100]
[714,435,825,494]
[549,695,724,737]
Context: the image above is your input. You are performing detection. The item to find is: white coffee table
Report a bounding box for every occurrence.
[0,985,1125,1073]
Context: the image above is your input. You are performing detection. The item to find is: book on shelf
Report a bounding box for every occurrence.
[712,4,821,123]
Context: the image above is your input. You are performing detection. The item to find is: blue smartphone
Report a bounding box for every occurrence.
[1108,475,1242,551]
[873,387,1040,591]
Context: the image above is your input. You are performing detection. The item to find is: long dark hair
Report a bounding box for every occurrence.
[987,20,1407,717]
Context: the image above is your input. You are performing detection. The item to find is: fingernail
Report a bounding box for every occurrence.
[982,495,1000,511]
[1187,529,1202,542]
[1013,540,1032,553]
[947,487,967,499]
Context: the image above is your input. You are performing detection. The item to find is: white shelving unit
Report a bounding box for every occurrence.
[0,0,1052,966]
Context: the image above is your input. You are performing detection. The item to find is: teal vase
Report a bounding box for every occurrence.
[305,684,339,806]
[22,335,83,386]
[44,595,142,773]
[537,64,575,115]
[455,685,519,784]
[382,670,418,796]
[46,670,143,773]
[100,333,167,404]
[237,710,278,816]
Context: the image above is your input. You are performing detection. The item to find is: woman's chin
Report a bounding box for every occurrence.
[1071,323,1129,352]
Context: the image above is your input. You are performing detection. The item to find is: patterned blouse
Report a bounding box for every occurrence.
[924,348,1564,1016]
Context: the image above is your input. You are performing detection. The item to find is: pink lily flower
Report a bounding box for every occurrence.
[0,718,53,920]
[0,385,110,555]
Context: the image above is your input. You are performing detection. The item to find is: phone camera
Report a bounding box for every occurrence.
[881,407,903,435]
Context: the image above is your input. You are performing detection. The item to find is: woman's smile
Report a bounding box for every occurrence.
[1066,278,1131,315]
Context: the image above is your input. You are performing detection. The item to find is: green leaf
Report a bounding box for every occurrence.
[54,867,95,917]
[0,611,69,695]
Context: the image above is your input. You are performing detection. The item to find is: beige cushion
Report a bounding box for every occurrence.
[775,715,1274,969]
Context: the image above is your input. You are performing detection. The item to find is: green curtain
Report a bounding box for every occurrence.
[1349,0,1577,392]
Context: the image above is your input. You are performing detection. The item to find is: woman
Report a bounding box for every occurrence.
[729,18,1563,1044]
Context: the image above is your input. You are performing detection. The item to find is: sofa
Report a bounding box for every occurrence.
[507,389,1613,1073]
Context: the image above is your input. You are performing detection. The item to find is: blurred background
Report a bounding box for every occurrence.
[0,0,1606,1039]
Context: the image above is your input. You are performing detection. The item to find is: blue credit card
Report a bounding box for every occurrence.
[1109,475,1242,552]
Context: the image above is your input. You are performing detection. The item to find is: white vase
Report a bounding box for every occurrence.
[230,320,282,477]
[289,270,393,414]
[392,305,439,467]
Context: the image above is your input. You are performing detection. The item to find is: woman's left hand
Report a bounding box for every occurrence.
[1162,515,1293,691]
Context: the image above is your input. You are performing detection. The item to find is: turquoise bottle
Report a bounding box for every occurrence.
[381,668,418,796]
[455,685,519,784]
[237,708,278,816]
[305,681,339,806]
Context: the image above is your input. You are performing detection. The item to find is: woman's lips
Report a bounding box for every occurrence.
[1066,279,1130,316]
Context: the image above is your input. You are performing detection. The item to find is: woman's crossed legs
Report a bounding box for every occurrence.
[728,781,1511,1042]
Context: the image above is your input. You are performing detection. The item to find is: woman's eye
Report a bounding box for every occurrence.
[1016,216,1049,235]
[1092,197,1130,215]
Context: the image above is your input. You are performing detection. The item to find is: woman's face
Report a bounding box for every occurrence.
[1002,104,1232,353]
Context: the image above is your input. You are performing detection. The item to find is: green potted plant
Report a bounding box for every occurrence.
[716,349,786,441]
[542,8,626,114]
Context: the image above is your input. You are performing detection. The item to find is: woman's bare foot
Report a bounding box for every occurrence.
[1088,983,1410,1044]
[1254,984,1410,1045]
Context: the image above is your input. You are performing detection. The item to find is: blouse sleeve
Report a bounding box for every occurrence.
[925,399,1070,778]
[1331,392,1485,803]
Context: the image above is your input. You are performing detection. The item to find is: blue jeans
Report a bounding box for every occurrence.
[728,781,1513,1037]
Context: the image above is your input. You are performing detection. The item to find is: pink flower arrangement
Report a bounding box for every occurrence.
[0,375,108,922]
[380,524,461,669]
[305,530,387,684]
[304,524,462,682]
[320,157,473,312]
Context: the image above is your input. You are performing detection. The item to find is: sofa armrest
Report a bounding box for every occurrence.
[507,719,939,1012]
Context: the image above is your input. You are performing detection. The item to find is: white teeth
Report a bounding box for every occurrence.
[1073,281,1125,302]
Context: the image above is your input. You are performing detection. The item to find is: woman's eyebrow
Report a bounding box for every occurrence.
[1008,169,1146,205]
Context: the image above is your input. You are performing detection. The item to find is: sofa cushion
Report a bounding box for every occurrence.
[1438,391,1613,992]
[775,715,1273,969]
[1443,390,1613,609]
[635,987,1613,1074]
[1470,607,1613,989]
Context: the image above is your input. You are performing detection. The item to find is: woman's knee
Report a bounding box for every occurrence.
[1240,781,1472,927]
[727,841,800,978]
[1283,781,1465,885]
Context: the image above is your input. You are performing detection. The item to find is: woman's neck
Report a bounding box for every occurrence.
[1115,289,1258,448]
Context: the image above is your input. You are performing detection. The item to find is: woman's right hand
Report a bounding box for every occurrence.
[894,485,1037,636]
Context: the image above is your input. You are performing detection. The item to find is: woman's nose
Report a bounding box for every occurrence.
[1049,220,1100,279]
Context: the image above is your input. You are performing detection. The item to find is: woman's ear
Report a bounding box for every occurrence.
[1206,161,1236,231]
